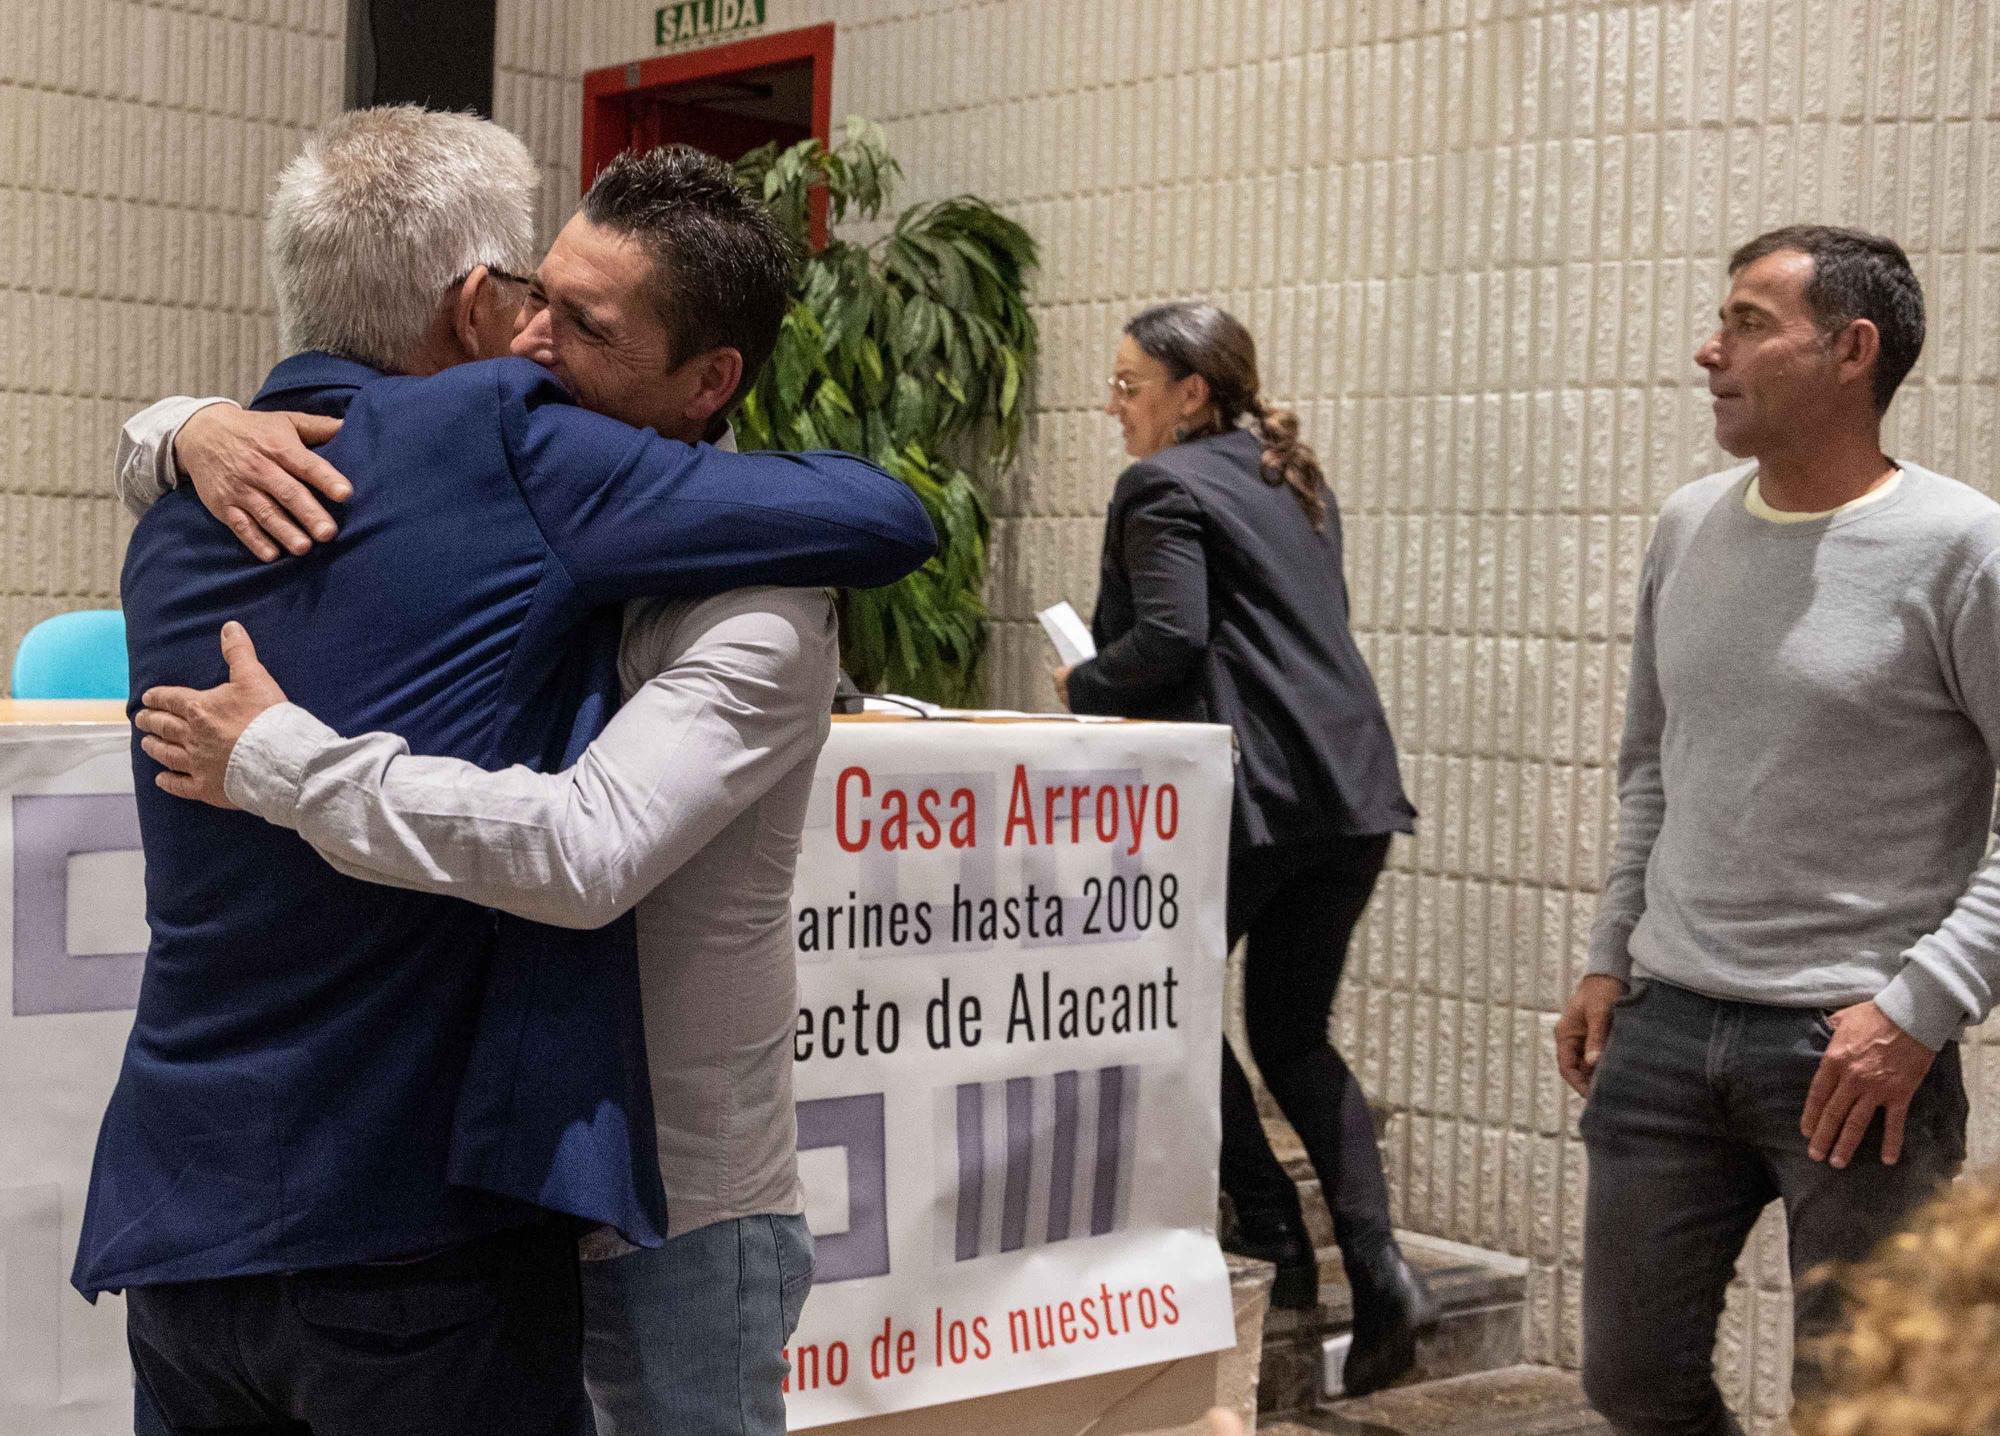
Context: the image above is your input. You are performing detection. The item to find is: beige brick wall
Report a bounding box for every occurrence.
[542,2,2000,1425]
[0,0,344,686]
[11,1,1994,1425]
[495,0,596,252]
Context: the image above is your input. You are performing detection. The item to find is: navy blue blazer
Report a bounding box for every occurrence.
[75,353,936,1295]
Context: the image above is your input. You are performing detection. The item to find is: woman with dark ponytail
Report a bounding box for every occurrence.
[1054,302,1429,1396]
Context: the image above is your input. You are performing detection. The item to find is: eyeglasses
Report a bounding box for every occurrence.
[451,265,536,292]
[1107,376,1164,401]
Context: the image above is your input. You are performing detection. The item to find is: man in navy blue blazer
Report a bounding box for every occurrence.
[80,107,933,1436]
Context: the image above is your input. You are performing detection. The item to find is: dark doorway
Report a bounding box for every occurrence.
[583,24,834,246]
[622,59,815,160]
[346,0,496,115]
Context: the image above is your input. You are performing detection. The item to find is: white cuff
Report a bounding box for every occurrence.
[223,703,336,828]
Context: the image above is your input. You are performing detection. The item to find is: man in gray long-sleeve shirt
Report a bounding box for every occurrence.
[1554,226,1993,1436]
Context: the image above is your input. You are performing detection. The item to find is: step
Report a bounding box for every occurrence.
[1252,1231,1528,1417]
[1263,1365,1609,1436]
[1245,1095,1525,1412]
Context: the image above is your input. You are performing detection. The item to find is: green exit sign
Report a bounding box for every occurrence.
[655,0,766,46]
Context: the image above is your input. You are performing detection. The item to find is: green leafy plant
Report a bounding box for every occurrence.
[734,118,1038,705]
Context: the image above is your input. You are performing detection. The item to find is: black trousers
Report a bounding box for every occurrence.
[1218,832,1395,1266]
[127,1218,591,1436]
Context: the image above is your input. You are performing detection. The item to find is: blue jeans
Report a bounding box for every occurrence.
[1579,980,1967,1436]
[581,1214,815,1436]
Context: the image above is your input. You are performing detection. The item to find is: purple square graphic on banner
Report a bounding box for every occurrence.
[796,1092,889,1282]
[12,793,146,1016]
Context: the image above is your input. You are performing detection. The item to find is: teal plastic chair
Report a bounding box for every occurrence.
[10,609,128,699]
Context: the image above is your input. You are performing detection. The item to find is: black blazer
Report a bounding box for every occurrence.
[1067,427,1415,848]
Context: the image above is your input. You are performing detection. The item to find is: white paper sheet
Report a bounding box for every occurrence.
[1034,602,1097,667]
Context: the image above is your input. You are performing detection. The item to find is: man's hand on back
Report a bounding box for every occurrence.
[175,405,349,561]
[1801,999,1937,1168]
[1554,974,1627,1098]
[135,623,289,809]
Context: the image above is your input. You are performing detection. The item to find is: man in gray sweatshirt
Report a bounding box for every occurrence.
[1555,225,1995,1436]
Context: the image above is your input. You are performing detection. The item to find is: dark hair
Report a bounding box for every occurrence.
[1728,224,1925,413]
[582,145,798,420]
[1123,303,1328,530]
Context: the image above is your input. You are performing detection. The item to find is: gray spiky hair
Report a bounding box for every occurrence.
[266,105,540,370]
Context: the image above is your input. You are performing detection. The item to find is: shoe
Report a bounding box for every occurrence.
[1340,1242,1440,1397]
[1220,1208,1320,1310]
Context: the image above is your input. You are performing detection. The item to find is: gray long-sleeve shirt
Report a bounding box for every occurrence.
[1587,461,2000,1050]
[116,395,234,517]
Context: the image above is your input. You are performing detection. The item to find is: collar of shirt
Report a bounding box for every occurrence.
[1744,467,1903,524]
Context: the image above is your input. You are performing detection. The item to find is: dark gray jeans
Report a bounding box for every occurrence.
[1579,980,1967,1436]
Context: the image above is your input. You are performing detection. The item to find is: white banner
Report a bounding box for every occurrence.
[0,716,1235,1433]
[0,723,145,1436]
[782,720,1236,1426]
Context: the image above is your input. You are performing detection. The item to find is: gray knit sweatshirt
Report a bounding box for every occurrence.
[1587,461,2000,1050]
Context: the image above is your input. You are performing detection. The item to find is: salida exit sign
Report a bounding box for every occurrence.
[655,0,766,46]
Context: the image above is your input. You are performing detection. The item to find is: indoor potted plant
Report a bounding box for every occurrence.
[735,119,1039,705]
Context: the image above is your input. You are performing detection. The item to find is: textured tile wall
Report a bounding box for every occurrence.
[542,4,2000,1424]
[495,0,596,249]
[0,0,344,686]
[19,0,1990,1426]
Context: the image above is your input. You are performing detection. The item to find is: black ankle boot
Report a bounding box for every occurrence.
[1221,1208,1319,1310]
[1340,1241,1439,1397]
